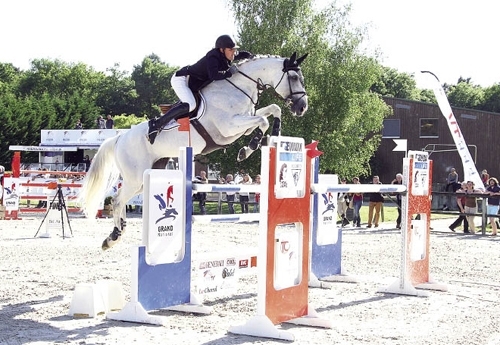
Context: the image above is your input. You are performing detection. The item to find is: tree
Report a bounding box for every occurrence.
[446,80,485,109]
[131,54,178,118]
[480,84,500,113]
[94,64,138,117]
[0,63,21,94]
[209,0,390,178]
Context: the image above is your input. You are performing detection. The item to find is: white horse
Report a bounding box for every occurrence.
[79,53,309,250]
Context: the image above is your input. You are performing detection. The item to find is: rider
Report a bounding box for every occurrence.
[147,34,253,144]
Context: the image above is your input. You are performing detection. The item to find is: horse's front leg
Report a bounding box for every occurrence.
[238,104,281,162]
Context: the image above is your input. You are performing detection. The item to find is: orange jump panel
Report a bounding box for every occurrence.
[265,148,311,325]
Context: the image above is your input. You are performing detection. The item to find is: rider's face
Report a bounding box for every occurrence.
[222,47,237,61]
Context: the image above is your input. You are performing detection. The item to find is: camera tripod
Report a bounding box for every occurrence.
[34,184,73,239]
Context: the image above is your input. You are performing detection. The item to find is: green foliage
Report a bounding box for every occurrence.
[223,0,389,178]
[131,54,178,118]
[482,84,500,113]
[446,80,485,109]
[113,114,148,129]
[95,64,138,116]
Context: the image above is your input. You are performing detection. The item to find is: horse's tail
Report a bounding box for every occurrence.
[78,136,121,219]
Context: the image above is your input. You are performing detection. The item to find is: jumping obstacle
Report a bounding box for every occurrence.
[107,137,332,340]
[309,150,447,296]
[106,138,445,341]
[107,147,212,325]
[228,137,332,340]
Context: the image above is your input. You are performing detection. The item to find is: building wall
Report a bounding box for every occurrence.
[376,97,500,186]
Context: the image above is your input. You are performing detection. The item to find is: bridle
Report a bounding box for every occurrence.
[225,60,307,110]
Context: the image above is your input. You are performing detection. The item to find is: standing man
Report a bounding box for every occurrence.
[195,170,208,215]
[367,175,384,228]
[106,114,114,129]
[391,173,403,229]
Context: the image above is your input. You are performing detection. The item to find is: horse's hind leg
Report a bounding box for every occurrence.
[102,184,141,250]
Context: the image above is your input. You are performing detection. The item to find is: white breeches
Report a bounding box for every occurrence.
[171,74,196,112]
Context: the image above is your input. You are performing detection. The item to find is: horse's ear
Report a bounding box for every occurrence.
[289,52,297,64]
[296,53,308,66]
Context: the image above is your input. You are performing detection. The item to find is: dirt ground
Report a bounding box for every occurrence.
[1,213,499,345]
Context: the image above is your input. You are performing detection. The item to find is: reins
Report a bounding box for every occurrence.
[225,61,307,113]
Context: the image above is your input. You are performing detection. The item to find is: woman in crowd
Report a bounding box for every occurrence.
[449,182,469,233]
[464,181,482,234]
[485,177,500,236]
[350,177,363,228]
[238,173,252,213]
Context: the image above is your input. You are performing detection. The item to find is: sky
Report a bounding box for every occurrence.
[1,0,499,89]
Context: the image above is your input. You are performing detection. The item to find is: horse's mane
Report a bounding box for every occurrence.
[235,54,282,66]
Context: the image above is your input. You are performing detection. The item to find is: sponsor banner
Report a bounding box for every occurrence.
[316,174,339,245]
[274,223,302,290]
[192,251,257,297]
[408,151,430,196]
[424,72,483,189]
[40,129,126,146]
[275,136,306,199]
[143,169,186,265]
[2,177,20,210]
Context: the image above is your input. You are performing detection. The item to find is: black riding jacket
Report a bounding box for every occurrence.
[176,48,252,93]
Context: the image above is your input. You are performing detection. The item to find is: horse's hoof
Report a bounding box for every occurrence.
[102,239,110,251]
[237,148,247,162]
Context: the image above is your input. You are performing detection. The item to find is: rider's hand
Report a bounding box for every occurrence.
[229,64,239,75]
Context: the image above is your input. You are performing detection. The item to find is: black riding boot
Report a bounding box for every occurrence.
[148,102,190,144]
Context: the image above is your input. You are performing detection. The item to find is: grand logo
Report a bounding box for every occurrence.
[154,184,179,225]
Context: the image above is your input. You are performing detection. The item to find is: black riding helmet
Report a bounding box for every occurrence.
[215,35,240,49]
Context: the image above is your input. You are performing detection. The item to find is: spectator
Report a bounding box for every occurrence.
[253,174,261,213]
[481,170,490,187]
[485,177,500,236]
[96,116,106,129]
[391,173,403,229]
[238,173,252,213]
[337,178,350,227]
[367,175,384,228]
[446,168,459,192]
[106,114,114,129]
[74,119,83,129]
[448,182,469,233]
[220,174,235,214]
[350,177,363,227]
[464,181,482,234]
[194,170,208,215]
[83,155,91,172]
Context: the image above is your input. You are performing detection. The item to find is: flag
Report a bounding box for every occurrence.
[305,141,323,158]
[392,139,407,153]
[177,117,190,132]
[421,71,483,190]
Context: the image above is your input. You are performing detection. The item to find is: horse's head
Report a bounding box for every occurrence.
[276,52,309,117]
